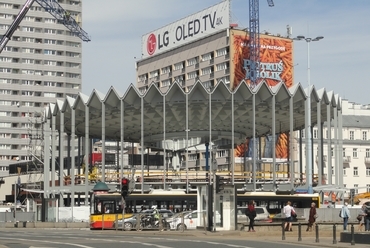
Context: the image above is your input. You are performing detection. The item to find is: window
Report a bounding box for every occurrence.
[343,168,346,176]
[22,27,34,32]
[174,62,184,71]
[216,62,227,71]
[161,66,171,74]
[44,49,56,55]
[202,80,212,90]
[342,148,346,157]
[366,167,370,177]
[354,184,359,194]
[313,129,318,139]
[187,57,198,66]
[331,147,333,157]
[325,130,328,139]
[349,131,354,140]
[353,148,358,158]
[201,52,212,62]
[366,149,370,158]
[363,131,367,140]
[216,48,227,57]
[301,130,305,138]
[201,67,212,75]
[187,71,197,80]
[149,70,159,79]
[161,79,170,87]
[332,166,334,175]
[353,167,358,176]
[367,184,370,192]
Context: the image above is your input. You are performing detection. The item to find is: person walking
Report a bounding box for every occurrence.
[357,204,366,231]
[283,201,294,232]
[364,204,370,231]
[307,202,317,231]
[341,202,351,231]
[246,200,257,232]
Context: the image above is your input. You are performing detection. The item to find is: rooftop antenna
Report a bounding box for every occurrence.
[287,25,292,38]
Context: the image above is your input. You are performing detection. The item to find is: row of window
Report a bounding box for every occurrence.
[0,68,80,78]
[147,63,229,85]
[0,79,80,89]
[344,184,370,194]
[343,167,370,176]
[139,47,230,83]
[302,129,369,140]
[139,76,230,93]
[0,57,80,68]
[0,101,48,108]
[1,46,81,57]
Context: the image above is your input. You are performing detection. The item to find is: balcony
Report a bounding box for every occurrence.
[343,156,351,163]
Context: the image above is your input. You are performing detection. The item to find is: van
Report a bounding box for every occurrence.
[237,206,270,223]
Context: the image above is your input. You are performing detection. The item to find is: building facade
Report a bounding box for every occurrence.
[0,0,84,176]
[299,99,370,194]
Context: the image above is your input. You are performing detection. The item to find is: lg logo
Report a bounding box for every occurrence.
[146,33,156,56]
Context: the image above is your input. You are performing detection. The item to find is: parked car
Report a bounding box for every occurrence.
[116,210,173,230]
[166,210,204,230]
[141,209,174,218]
[236,206,270,223]
[167,210,221,230]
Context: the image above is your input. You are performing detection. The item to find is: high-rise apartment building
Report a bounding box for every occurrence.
[0,0,83,176]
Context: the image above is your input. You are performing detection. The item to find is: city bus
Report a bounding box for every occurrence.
[89,191,320,229]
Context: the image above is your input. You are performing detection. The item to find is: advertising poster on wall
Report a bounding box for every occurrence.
[230,29,294,89]
[234,133,289,160]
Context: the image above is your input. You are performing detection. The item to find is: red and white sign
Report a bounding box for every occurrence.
[142,1,230,58]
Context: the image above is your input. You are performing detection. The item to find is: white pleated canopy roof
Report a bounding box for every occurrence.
[47,81,341,145]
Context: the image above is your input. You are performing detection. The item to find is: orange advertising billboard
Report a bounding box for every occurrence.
[230,29,294,89]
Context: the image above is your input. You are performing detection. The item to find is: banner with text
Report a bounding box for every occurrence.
[142,1,230,58]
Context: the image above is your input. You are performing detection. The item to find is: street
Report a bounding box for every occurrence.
[0,228,358,248]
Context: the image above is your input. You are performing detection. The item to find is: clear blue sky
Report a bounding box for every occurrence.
[82,0,370,105]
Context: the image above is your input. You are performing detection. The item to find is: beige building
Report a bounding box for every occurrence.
[0,0,85,176]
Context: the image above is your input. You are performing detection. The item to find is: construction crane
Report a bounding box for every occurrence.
[249,0,274,88]
[0,0,90,53]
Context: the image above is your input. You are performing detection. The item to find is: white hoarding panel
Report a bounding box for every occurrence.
[142,1,230,58]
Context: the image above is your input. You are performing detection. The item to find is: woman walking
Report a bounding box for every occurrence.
[246,200,257,232]
[307,202,317,231]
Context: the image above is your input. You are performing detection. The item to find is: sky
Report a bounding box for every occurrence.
[81,0,370,105]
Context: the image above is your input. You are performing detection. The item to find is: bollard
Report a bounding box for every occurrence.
[298,223,302,241]
[351,224,355,245]
[282,222,286,240]
[315,223,319,243]
[333,224,337,244]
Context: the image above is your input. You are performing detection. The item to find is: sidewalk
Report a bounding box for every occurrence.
[164,229,370,248]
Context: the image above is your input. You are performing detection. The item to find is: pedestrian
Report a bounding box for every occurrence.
[357,204,366,232]
[364,204,370,231]
[340,202,351,231]
[246,200,257,232]
[307,202,317,231]
[283,201,294,232]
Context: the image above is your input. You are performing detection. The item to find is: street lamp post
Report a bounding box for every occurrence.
[295,35,324,194]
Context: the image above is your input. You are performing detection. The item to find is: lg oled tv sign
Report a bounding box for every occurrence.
[142,1,230,58]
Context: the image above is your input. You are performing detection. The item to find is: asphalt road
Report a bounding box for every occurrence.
[0,229,318,248]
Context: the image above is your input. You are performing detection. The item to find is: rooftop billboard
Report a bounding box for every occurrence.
[142,1,230,58]
[230,29,294,89]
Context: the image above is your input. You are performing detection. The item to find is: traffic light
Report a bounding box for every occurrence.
[215,175,223,193]
[121,178,129,198]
